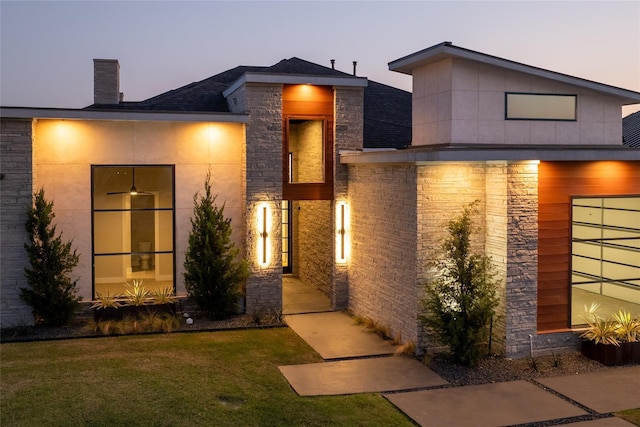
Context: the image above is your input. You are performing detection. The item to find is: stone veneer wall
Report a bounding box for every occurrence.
[242,83,283,313]
[1,119,34,327]
[333,87,364,309]
[485,162,508,355]
[294,200,333,297]
[348,164,419,344]
[416,163,487,351]
[504,161,539,358]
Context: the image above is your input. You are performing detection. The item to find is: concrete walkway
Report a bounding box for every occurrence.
[280,311,640,427]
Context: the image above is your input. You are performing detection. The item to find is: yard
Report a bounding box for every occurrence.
[1,328,413,426]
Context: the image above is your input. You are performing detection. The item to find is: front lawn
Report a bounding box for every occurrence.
[1,328,413,426]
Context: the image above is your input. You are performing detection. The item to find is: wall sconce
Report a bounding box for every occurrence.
[258,203,270,266]
[336,202,349,263]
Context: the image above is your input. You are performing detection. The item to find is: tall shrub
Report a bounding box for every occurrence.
[21,188,81,326]
[419,201,500,366]
[183,172,250,319]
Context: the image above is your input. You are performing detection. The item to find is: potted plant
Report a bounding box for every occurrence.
[580,308,640,366]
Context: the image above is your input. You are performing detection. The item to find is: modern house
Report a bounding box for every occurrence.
[1,42,638,358]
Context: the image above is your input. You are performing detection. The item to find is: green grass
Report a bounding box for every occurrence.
[618,408,640,426]
[1,328,414,426]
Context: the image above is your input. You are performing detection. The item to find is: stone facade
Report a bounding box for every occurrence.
[348,164,419,344]
[347,160,540,357]
[333,87,364,309]
[242,83,284,313]
[0,119,34,326]
[294,200,333,297]
[504,162,539,357]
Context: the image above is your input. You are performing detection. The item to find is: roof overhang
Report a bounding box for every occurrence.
[340,145,640,164]
[389,42,640,105]
[223,72,368,98]
[0,107,249,123]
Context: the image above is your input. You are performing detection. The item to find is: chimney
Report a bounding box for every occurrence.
[330,59,335,70]
[93,59,121,104]
[352,61,357,76]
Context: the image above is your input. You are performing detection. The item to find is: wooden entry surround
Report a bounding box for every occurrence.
[537,161,640,331]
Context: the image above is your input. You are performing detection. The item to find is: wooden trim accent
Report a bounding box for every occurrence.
[537,161,640,332]
[282,84,334,201]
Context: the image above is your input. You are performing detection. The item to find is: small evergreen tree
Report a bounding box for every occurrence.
[183,172,250,319]
[21,188,81,326]
[419,201,500,366]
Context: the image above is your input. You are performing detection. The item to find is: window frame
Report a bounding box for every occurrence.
[570,195,640,327]
[91,164,176,298]
[283,114,334,200]
[505,92,577,121]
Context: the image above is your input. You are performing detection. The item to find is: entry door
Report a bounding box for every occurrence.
[282,200,292,273]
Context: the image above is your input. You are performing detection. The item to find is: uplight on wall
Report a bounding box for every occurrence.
[336,201,350,263]
[257,203,271,267]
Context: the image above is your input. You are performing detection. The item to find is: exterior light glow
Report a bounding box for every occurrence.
[257,203,270,266]
[336,202,349,263]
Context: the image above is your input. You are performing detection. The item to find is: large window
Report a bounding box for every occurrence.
[571,196,640,326]
[506,93,577,121]
[92,165,175,297]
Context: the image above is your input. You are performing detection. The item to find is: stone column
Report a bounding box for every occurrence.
[1,118,34,327]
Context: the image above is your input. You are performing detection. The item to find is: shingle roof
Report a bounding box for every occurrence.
[623,111,640,148]
[86,57,411,149]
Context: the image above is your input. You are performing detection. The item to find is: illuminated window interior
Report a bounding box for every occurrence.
[506,93,577,121]
[571,196,640,326]
[282,201,292,273]
[287,118,325,183]
[92,165,175,297]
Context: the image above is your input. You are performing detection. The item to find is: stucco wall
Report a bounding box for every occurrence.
[412,58,623,146]
[1,118,34,327]
[348,164,419,345]
[31,119,245,302]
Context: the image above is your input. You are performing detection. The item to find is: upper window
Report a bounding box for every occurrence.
[571,196,640,327]
[287,118,325,184]
[505,93,577,121]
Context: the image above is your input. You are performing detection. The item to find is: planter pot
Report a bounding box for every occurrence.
[93,302,177,322]
[581,340,640,366]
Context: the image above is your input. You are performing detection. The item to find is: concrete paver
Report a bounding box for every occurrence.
[282,277,332,315]
[568,418,637,426]
[279,356,448,396]
[537,366,640,413]
[384,380,588,427]
[284,312,395,359]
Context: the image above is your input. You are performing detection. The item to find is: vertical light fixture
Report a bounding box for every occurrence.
[336,201,349,263]
[258,203,270,266]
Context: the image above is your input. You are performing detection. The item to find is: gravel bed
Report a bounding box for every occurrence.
[426,351,609,387]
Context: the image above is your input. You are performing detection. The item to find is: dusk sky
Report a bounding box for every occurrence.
[1,1,639,115]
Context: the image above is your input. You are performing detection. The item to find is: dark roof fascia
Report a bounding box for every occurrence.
[223,72,368,97]
[0,106,249,123]
[389,42,640,104]
[340,144,640,164]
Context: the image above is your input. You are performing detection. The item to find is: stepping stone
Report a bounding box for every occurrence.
[568,418,637,426]
[285,312,395,359]
[537,366,640,414]
[279,356,448,396]
[385,380,587,427]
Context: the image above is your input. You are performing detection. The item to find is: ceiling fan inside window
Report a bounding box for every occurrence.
[106,167,152,196]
